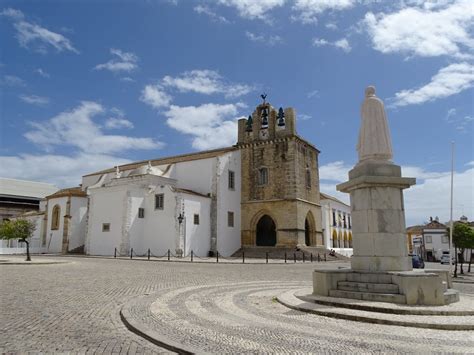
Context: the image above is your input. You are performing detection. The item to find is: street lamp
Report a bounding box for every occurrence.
[177,213,184,224]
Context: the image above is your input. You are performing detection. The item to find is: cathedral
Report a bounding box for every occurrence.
[14,100,325,257]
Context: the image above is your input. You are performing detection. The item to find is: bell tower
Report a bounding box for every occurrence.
[237,96,323,248]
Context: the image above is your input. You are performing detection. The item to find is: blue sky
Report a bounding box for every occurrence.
[0,0,473,225]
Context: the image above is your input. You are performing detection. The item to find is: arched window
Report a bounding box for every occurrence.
[258,168,268,185]
[332,230,337,248]
[51,205,60,230]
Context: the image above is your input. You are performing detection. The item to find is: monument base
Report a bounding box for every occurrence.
[313,268,459,306]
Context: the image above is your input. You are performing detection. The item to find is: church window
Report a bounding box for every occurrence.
[228,211,234,227]
[194,214,200,225]
[102,223,110,232]
[138,208,145,218]
[228,170,235,190]
[155,194,164,210]
[258,168,268,185]
[306,168,311,188]
[51,205,60,230]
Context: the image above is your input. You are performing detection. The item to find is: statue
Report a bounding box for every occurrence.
[357,86,393,163]
[115,166,121,179]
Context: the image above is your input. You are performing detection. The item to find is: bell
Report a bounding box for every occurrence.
[277,107,285,127]
[261,108,268,127]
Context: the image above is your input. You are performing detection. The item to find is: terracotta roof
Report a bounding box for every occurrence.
[406,225,423,234]
[46,187,87,199]
[424,220,447,229]
[320,192,349,207]
[13,210,45,218]
[84,146,238,177]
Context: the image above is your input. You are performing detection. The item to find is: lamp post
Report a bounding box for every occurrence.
[177,212,185,257]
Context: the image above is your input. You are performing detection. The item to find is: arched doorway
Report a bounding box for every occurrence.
[256,215,276,246]
[305,218,310,246]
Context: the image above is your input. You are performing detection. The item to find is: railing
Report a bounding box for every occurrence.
[111,248,330,264]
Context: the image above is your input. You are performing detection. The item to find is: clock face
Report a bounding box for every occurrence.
[259,129,269,140]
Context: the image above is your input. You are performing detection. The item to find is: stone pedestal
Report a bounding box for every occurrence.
[337,161,415,272]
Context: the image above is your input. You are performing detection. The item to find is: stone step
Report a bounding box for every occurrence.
[444,289,460,304]
[346,272,393,284]
[329,289,406,304]
[231,247,339,261]
[337,281,399,294]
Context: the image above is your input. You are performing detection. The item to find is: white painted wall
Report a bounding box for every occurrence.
[182,193,211,257]
[46,196,68,253]
[321,196,353,257]
[216,151,241,256]
[86,186,125,255]
[173,158,214,195]
[68,196,88,251]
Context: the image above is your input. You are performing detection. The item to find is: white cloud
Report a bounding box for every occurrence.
[24,101,163,154]
[14,20,78,53]
[35,68,50,78]
[217,0,285,20]
[293,0,355,24]
[105,117,134,129]
[1,75,26,87]
[0,8,25,20]
[313,37,351,52]
[245,31,283,46]
[325,22,338,30]
[364,1,474,59]
[299,113,312,120]
[0,153,131,188]
[444,108,473,132]
[161,69,253,98]
[194,5,230,23]
[19,94,50,105]
[391,62,474,107]
[120,77,135,82]
[307,89,319,98]
[95,48,138,73]
[319,160,474,225]
[140,85,172,109]
[163,103,242,149]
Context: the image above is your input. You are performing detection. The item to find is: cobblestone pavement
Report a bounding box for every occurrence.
[1,256,473,354]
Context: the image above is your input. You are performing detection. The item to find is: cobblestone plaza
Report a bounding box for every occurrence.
[1,256,473,354]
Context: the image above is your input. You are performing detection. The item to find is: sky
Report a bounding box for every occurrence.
[0,0,473,225]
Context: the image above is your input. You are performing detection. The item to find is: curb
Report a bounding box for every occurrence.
[277,291,474,331]
[120,295,197,354]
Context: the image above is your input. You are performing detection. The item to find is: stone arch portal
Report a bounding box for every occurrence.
[256,215,276,246]
[305,211,316,246]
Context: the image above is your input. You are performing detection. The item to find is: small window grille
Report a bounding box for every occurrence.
[102,223,110,232]
[194,214,200,225]
[258,168,268,185]
[228,211,234,227]
[155,194,164,210]
[138,208,145,218]
[228,170,235,190]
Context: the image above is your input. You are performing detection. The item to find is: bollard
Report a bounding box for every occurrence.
[114,248,117,258]
[266,252,269,264]
[191,250,194,262]
[130,248,133,259]
[294,253,296,263]
[242,251,245,264]
[318,253,321,262]
[216,251,219,263]
[310,253,313,263]
[148,248,150,260]
[324,253,327,262]
[284,252,287,263]
[302,252,305,263]
[167,249,170,261]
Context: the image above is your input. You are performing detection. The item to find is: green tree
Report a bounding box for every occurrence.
[0,219,36,261]
[452,222,474,276]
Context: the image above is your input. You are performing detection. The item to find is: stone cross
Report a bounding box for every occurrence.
[357,86,393,163]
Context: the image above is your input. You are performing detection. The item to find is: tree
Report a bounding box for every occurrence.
[0,219,36,261]
[452,222,474,276]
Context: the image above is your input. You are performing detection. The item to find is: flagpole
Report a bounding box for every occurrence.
[449,141,454,275]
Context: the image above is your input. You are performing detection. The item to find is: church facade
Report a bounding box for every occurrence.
[16,100,324,257]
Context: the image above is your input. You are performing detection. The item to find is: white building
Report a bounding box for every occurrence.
[421,218,449,262]
[320,192,353,257]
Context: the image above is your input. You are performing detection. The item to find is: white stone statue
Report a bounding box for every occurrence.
[115,166,122,179]
[357,86,393,163]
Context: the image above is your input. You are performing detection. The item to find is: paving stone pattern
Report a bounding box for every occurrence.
[1,256,473,354]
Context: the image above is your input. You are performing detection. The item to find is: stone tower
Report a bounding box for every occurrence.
[237,100,323,248]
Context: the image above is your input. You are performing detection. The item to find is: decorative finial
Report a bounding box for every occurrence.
[260,93,267,104]
[365,86,376,97]
[146,161,152,174]
[246,115,253,132]
[115,166,121,178]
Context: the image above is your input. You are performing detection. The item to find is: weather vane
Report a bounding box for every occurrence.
[260,93,267,104]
